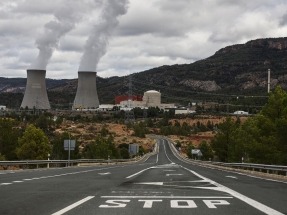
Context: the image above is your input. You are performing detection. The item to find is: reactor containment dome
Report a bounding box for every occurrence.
[142,90,161,107]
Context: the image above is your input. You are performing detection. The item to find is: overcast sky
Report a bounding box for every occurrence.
[1,0,287,79]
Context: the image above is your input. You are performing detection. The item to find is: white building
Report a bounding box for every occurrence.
[234,110,249,115]
[0,105,6,111]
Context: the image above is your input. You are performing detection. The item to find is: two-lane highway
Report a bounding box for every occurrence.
[0,138,286,215]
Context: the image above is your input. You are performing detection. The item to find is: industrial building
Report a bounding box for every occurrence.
[21,69,50,109]
[118,90,175,109]
[115,95,142,104]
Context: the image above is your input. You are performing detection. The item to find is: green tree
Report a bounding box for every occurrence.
[50,132,81,160]
[118,143,130,159]
[199,141,213,161]
[16,124,51,160]
[211,86,287,164]
[133,122,148,138]
[0,118,20,160]
[83,135,119,159]
[186,142,195,159]
[0,153,5,161]
[211,117,238,162]
[261,86,287,119]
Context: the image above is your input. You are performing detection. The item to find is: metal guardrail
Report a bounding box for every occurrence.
[164,136,287,177]
[0,158,140,169]
[217,162,287,176]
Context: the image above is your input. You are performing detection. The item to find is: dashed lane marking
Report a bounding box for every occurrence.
[1,183,12,185]
[166,174,183,176]
[0,166,122,187]
[98,172,111,175]
[226,176,237,179]
[12,181,24,183]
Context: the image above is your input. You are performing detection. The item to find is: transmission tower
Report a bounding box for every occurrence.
[125,75,135,124]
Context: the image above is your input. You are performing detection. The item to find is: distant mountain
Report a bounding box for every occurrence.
[1,37,287,108]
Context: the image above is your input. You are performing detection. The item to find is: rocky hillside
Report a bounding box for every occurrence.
[1,37,287,107]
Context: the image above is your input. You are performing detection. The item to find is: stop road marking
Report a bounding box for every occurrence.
[99,199,230,209]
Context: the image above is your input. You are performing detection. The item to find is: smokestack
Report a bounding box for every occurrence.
[73,72,99,110]
[21,70,50,109]
[268,69,271,93]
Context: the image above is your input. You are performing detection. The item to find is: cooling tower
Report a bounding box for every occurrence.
[20,69,51,109]
[73,71,100,110]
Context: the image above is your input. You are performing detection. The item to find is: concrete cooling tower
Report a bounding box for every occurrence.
[21,69,51,109]
[73,71,100,110]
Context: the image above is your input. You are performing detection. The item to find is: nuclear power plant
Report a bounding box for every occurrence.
[21,69,51,109]
[73,71,100,110]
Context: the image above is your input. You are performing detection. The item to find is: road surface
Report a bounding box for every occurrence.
[0,138,286,215]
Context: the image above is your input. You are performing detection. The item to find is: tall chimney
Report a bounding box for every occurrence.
[268,69,271,93]
[21,69,50,109]
[73,71,100,110]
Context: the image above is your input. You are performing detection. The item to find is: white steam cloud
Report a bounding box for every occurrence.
[79,0,129,72]
[30,0,97,70]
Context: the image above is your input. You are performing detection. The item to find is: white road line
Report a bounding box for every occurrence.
[156,154,159,163]
[101,196,233,199]
[226,176,237,179]
[51,196,95,215]
[98,172,111,175]
[135,182,164,185]
[181,166,284,215]
[163,140,173,163]
[166,174,183,176]
[1,166,122,187]
[126,167,154,179]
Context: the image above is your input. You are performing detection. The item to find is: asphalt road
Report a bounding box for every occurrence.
[0,138,286,215]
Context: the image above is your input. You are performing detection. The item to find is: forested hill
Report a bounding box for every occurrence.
[1,37,287,107]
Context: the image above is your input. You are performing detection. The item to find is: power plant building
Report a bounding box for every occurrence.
[21,69,51,109]
[119,90,174,109]
[73,71,100,110]
[142,90,161,107]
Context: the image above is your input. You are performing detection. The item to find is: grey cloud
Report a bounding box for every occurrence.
[1,0,287,79]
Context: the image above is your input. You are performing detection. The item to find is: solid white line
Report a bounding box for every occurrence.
[126,167,154,179]
[163,140,173,163]
[156,154,159,164]
[101,196,233,199]
[181,166,284,215]
[51,196,94,215]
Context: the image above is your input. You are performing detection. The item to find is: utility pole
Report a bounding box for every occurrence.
[267,69,271,93]
[125,75,135,124]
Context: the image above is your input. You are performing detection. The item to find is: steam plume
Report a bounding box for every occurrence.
[79,0,129,72]
[30,0,95,69]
